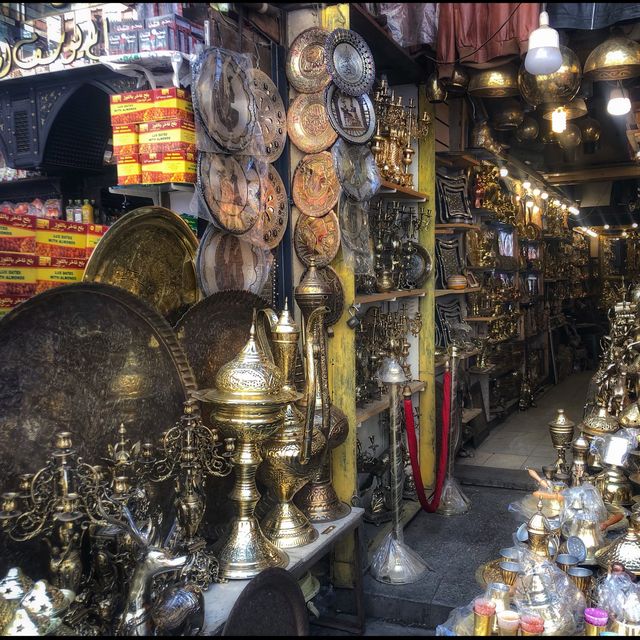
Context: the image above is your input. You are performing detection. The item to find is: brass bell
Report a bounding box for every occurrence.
[584,35,640,81]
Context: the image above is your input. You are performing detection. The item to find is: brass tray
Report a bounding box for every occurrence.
[286,27,331,94]
[251,69,287,163]
[0,283,196,574]
[292,152,340,218]
[247,164,289,250]
[476,557,504,587]
[287,92,337,154]
[325,28,375,97]
[294,210,341,268]
[83,206,199,326]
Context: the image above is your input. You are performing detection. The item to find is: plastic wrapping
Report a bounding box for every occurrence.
[591,430,640,467]
[337,194,375,277]
[436,476,470,516]
[596,567,636,622]
[561,482,608,537]
[363,4,439,49]
[369,531,429,584]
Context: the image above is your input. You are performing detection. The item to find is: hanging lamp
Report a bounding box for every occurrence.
[584,35,640,81]
[525,10,562,75]
[607,85,631,116]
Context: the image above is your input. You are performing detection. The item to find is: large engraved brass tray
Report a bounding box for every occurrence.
[83,206,199,325]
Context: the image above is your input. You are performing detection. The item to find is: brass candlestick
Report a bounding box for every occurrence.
[195,318,298,579]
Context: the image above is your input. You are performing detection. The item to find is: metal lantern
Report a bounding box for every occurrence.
[516,116,539,141]
[426,72,447,103]
[491,99,525,131]
[441,66,469,95]
[542,97,588,121]
[557,123,582,150]
[584,35,640,81]
[468,65,519,98]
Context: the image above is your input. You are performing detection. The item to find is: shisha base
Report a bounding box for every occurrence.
[261,501,319,549]
[295,479,351,523]
[436,477,471,516]
[370,532,430,584]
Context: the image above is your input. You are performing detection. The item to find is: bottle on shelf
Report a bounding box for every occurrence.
[65,200,74,222]
[82,199,94,224]
[73,200,83,223]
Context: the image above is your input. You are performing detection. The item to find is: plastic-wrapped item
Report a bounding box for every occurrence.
[596,564,636,622]
[363,4,439,48]
[561,482,608,536]
[369,532,429,585]
[591,430,639,467]
[436,600,475,636]
[337,195,375,277]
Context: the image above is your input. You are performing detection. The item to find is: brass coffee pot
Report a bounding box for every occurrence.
[571,430,590,486]
[527,498,559,560]
[594,433,634,508]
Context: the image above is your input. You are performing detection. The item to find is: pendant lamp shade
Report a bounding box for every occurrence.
[525,11,562,75]
[584,36,640,81]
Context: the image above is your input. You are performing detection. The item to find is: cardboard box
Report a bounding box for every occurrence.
[86,224,109,258]
[141,150,196,184]
[0,211,36,253]
[139,26,177,52]
[138,119,195,153]
[110,19,145,33]
[0,294,31,318]
[117,154,142,185]
[112,123,139,157]
[35,219,87,259]
[110,89,155,125]
[148,87,193,122]
[0,252,37,296]
[108,31,139,56]
[36,256,87,294]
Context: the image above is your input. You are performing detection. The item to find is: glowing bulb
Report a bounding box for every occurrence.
[526,199,534,209]
[553,199,561,207]
[533,188,541,197]
[622,230,628,237]
[607,87,631,116]
[522,180,531,190]
[525,11,562,75]
[499,167,509,177]
[604,224,610,230]
[541,192,549,200]
[515,195,521,202]
[561,203,567,210]
[634,223,639,229]
[551,107,567,133]
[532,205,540,214]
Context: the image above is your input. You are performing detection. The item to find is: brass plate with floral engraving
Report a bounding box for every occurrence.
[294,210,340,268]
[248,165,289,249]
[325,28,375,97]
[286,27,331,94]
[251,68,287,163]
[83,206,199,325]
[287,92,337,154]
[292,151,340,218]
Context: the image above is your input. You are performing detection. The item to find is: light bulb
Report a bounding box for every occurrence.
[561,203,567,210]
[636,150,640,161]
[604,224,610,230]
[533,205,540,214]
[607,88,631,116]
[525,11,562,75]
[499,167,509,177]
[551,107,567,133]
[569,206,580,215]
[533,188,541,196]
[553,199,561,207]
[515,195,521,202]
[622,230,628,237]
[522,180,531,190]
[541,192,549,200]
[526,199,534,209]
[634,223,639,229]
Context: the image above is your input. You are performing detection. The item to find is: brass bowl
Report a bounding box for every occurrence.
[584,35,640,81]
[518,45,582,107]
[579,117,601,143]
[442,66,469,94]
[468,65,519,98]
[491,99,524,130]
[426,72,447,103]
[515,116,539,141]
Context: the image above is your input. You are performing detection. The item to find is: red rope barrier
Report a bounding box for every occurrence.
[404,368,451,513]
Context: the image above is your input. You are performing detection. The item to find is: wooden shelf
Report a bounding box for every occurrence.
[467,265,519,273]
[436,287,482,297]
[355,289,426,305]
[436,151,482,169]
[465,315,505,322]
[375,179,428,202]
[462,408,483,424]
[356,380,426,424]
[435,223,481,234]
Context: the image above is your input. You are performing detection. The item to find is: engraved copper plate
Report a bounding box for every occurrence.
[302,265,344,326]
[0,283,196,575]
[294,210,340,268]
[83,206,199,325]
[251,68,287,163]
[325,28,375,97]
[286,27,331,94]
[326,84,375,144]
[331,138,380,202]
[198,153,259,234]
[196,224,273,296]
[292,152,340,218]
[475,558,503,587]
[287,92,337,154]
[195,48,256,152]
[248,165,289,250]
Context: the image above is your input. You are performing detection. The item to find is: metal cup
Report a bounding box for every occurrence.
[499,547,519,562]
[556,553,578,573]
[567,566,593,595]
[499,561,520,586]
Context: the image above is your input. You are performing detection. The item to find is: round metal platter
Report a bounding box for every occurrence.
[198,153,259,235]
[286,27,332,94]
[247,164,289,250]
[250,68,287,163]
[287,92,337,154]
[475,558,504,588]
[195,48,257,153]
[325,28,375,97]
[196,224,273,296]
[331,138,381,202]
[292,152,340,218]
[325,84,375,143]
[301,265,344,327]
[403,241,432,288]
[83,206,199,326]
[294,210,340,268]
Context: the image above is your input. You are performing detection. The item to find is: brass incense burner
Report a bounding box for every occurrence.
[548,409,575,475]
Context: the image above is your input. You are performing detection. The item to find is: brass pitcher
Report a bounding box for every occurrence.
[527,499,559,560]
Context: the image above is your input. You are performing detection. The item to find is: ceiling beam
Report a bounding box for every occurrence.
[544,164,640,185]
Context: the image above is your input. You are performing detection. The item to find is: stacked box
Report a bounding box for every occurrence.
[0,252,37,296]
[0,294,30,317]
[36,256,87,294]
[138,119,195,154]
[139,25,178,52]
[148,88,193,121]
[110,89,155,125]
[35,219,87,259]
[0,211,36,253]
[141,150,196,184]
[116,155,142,185]
[112,124,139,157]
[86,224,109,258]
[107,19,145,55]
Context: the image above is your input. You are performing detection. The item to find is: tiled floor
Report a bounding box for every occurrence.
[458,370,594,471]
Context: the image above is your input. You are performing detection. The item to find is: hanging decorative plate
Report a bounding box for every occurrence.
[195,48,257,153]
[294,210,341,268]
[286,27,332,94]
[338,194,370,255]
[83,206,199,325]
[292,152,340,217]
[403,241,432,289]
[325,28,375,97]
[196,224,273,296]
[325,84,375,143]
[198,153,258,234]
[250,68,287,163]
[301,265,344,327]
[247,165,289,250]
[331,138,381,202]
[287,92,337,154]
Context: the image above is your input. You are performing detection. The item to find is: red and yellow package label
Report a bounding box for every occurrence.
[141,150,196,184]
[36,219,86,259]
[138,119,195,153]
[0,211,36,253]
[147,87,194,122]
[0,294,30,317]
[0,252,37,296]
[110,90,155,125]
[117,154,142,185]
[36,256,87,293]
[86,224,109,258]
[113,123,139,157]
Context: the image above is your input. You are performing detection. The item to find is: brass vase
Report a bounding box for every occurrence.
[196,320,297,580]
[259,303,327,548]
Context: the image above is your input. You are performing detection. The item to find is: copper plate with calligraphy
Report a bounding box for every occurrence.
[251,68,287,163]
[286,27,331,94]
[302,265,344,326]
[247,165,289,250]
[287,92,337,154]
[292,152,340,218]
[325,29,375,97]
[331,138,381,202]
[294,209,340,268]
[325,84,375,144]
[0,282,196,575]
[83,206,199,325]
[196,224,273,296]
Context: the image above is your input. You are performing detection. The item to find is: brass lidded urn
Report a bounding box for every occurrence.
[258,301,327,548]
[548,409,575,474]
[195,317,298,579]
